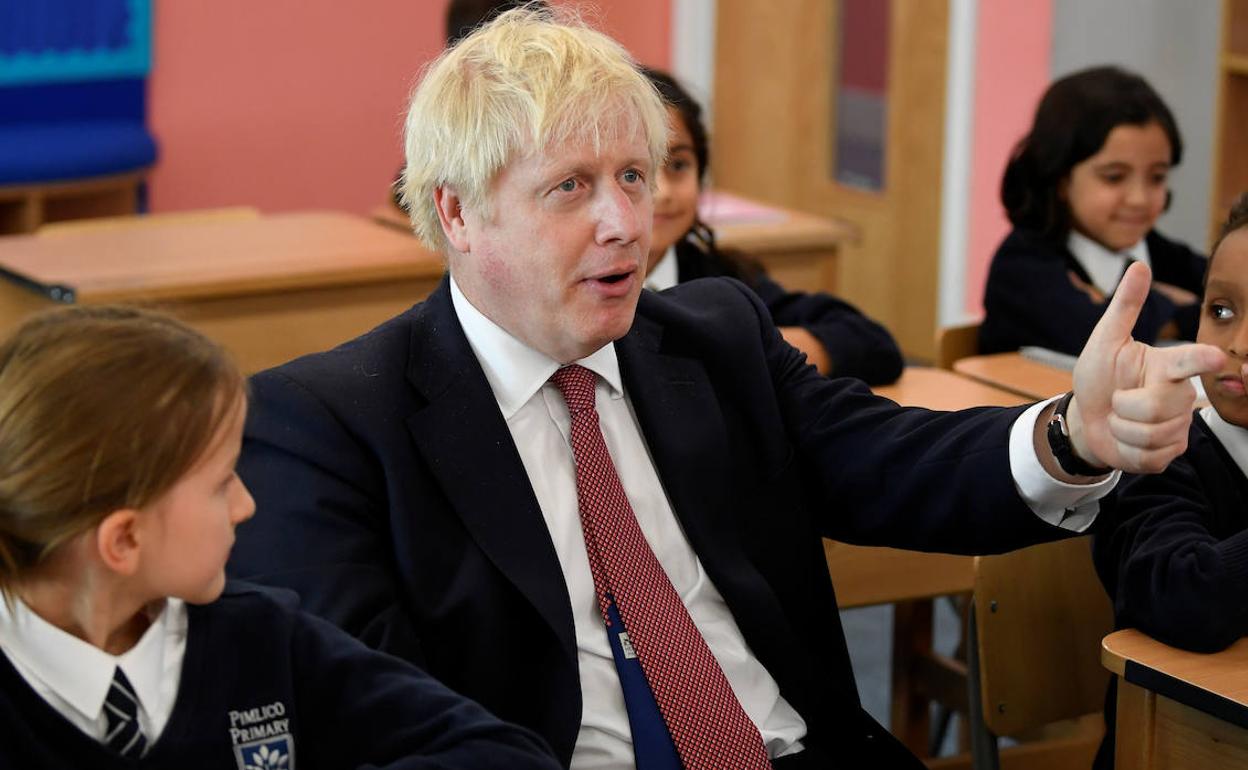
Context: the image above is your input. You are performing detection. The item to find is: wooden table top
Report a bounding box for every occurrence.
[372,189,855,254]
[697,190,855,254]
[0,211,445,304]
[953,352,1073,401]
[1103,628,1248,724]
[874,365,1033,410]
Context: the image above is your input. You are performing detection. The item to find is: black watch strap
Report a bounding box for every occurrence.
[1046,392,1112,476]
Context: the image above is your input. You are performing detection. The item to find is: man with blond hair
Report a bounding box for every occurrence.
[231,7,1223,769]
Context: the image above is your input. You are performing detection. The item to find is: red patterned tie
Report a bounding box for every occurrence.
[550,365,772,770]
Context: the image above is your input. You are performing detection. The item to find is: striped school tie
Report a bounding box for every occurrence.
[103,667,147,758]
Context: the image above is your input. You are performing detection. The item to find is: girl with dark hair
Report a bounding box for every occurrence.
[978,66,1206,356]
[642,67,904,384]
[1091,192,1248,770]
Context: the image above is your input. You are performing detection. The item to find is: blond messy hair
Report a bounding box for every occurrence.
[400,3,669,253]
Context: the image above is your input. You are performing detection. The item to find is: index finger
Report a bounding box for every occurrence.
[1151,342,1227,383]
[1084,261,1153,355]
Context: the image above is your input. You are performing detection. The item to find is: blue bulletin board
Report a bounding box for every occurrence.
[0,0,151,86]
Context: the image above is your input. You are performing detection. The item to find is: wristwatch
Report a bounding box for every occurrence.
[1046,392,1111,476]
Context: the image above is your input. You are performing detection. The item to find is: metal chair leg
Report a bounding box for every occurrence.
[966,604,1000,770]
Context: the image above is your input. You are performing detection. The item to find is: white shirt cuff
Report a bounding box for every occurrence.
[1008,397,1120,532]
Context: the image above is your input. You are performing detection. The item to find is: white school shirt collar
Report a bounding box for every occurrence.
[1200,406,1248,479]
[0,595,182,728]
[644,245,679,292]
[1067,230,1152,297]
[449,275,624,420]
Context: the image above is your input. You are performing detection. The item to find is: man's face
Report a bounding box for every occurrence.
[451,125,654,363]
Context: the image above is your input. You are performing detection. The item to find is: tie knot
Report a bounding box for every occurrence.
[550,365,597,413]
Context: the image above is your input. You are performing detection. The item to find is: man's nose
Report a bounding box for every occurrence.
[595,184,644,245]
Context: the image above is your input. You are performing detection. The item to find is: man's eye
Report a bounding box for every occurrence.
[557,179,578,193]
[1212,303,1236,321]
[622,169,642,184]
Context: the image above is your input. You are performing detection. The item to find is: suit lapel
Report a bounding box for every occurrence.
[403,281,577,661]
[615,309,747,580]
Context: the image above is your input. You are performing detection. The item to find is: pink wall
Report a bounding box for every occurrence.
[963,0,1052,316]
[148,1,671,216]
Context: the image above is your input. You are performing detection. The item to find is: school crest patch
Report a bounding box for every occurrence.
[235,736,294,770]
[229,700,294,770]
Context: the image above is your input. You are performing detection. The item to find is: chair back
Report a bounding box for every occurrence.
[971,536,1113,736]
[936,321,981,370]
[37,207,261,236]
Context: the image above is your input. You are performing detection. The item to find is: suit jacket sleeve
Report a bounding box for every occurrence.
[292,609,560,770]
[980,228,1192,355]
[704,279,1066,554]
[1092,435,1248,653]
[748,272,904,385]
[230,369,425,665]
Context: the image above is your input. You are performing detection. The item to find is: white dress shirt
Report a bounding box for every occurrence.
[1067,230,1151,298]
[1201,406,1248,477]
[0,596,187,746]
[644,246,679,292]
[449,275,1114,768]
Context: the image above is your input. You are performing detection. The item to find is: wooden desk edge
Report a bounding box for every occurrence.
[1101,632,1128,677]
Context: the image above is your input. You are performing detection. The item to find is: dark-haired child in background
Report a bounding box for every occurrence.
[1090,193,1248,770]
[0,307,558,769]
[642,68,904,384]
[979,66,1206,356]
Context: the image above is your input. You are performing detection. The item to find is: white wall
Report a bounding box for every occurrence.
[670,0,716,118]
[1051,0,1220,250]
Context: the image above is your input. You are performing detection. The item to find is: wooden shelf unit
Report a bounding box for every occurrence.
[1211,0,1248,239]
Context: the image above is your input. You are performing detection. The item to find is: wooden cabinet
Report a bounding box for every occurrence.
[1211,0,1248,238]
[0,172,144,235]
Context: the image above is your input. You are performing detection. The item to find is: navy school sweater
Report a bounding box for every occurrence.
[0,582,559,769]
[979,228,1206,356]
[1091,414,1248,770]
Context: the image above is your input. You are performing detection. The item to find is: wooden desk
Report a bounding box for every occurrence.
[0,211,445,372]
[372,189,853,295]
[698,190,852,294]
[1103,629,1248,769]
[828,367,1027,756]
[954,352,1072,401]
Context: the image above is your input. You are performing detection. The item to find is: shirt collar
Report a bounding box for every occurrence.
[1200,406,1248,479]
[449,275,624,420]
[0,595,182,725]
[645,245,679,292]
[1067,230,1152,297]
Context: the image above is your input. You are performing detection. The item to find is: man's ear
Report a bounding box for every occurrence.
[433,186,472,253]
[94,510,142,577]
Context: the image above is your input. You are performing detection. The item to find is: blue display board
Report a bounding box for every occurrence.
[0,0,151,86]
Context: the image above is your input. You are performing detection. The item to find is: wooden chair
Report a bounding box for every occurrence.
[936,322,981,370]
[36,206,260,236]
[966,536,1113,770]
[823,541,973,758]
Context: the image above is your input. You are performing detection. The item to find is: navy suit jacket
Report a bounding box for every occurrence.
[230,276,1065,767]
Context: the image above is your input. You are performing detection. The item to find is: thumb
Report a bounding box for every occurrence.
[1084,260,1152,353]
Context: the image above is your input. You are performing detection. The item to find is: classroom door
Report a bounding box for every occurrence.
[713,0,949,359]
